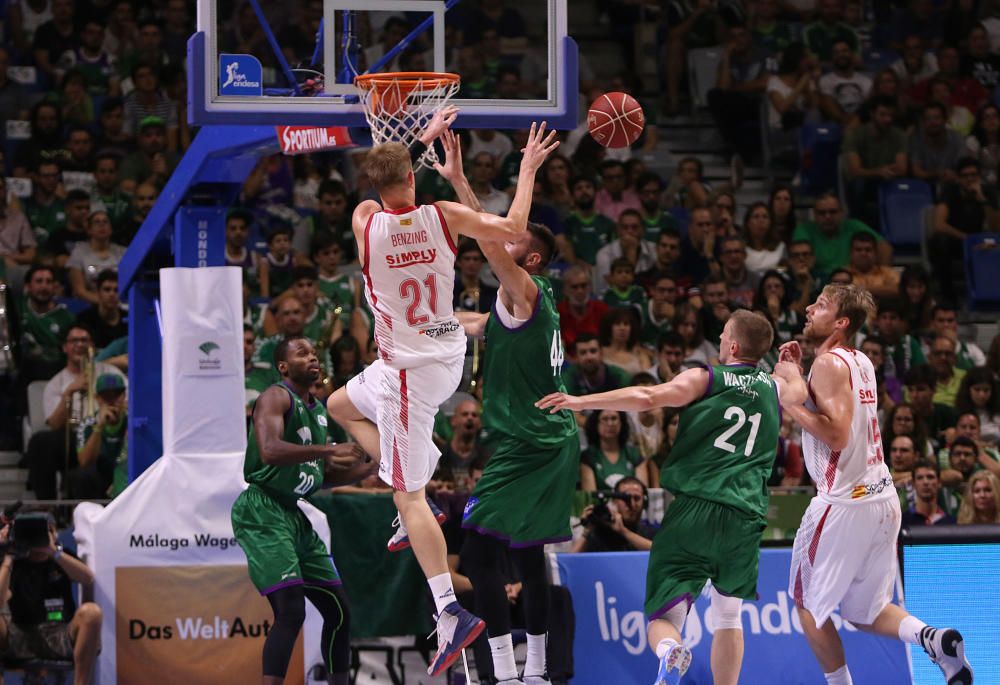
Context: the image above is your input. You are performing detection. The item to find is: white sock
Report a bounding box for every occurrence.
[488,634,518,681]
[898,615,929,645]
[524,632,547,677]
[655,637,679,659]
[428,573,456,615]
[824,665,853,685]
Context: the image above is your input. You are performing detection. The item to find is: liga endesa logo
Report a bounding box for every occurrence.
[116,565,305,684]
[218,54,262,97]
[592,581,857,656]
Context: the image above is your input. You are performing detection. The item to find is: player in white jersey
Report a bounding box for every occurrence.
[780,284,973,685]
[327,116,559,677]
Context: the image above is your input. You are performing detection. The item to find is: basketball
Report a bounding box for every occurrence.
[587,92,645,148]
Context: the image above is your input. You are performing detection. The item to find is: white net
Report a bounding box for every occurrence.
[355,73,461,170]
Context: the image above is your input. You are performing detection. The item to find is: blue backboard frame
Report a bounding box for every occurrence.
[187,0,578,129]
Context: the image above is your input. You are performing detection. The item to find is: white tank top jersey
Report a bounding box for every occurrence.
[362,204,467,369]
[802,347,895,504]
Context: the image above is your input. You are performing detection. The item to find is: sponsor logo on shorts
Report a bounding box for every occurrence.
[463,496,479,519]
[420,321,461,338]
[850,475,893,499]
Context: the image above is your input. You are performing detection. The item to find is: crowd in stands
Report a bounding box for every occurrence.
[0,0,999,523]
[2,0,1000,682]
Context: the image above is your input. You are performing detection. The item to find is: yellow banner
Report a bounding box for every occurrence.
[116,565,305,684]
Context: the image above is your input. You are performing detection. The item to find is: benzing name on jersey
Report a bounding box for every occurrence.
[722,371,764,400]
[390,230,429,246]
[386,248,437,268]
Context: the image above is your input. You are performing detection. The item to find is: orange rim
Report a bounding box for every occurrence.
[354,71,460,91]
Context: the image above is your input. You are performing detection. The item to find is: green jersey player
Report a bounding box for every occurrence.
[435,127,578,685]
[538,310,807,685]
[231,336,370,685]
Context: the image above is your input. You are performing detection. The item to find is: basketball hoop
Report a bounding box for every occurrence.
[355,72,461,170]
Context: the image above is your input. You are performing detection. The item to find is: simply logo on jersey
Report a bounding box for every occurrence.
[218,54,262,96]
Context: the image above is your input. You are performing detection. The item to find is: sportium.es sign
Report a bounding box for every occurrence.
[218,54,263,96]
[275,126,354,155]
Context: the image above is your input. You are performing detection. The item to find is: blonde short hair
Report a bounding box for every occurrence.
[822,283,876,339]
[364,142,412,193]
[728,309,774,361]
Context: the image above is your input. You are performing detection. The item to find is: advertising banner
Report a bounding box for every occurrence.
[904,543,999,684]
[553,549,911,685]
[115,565,305,684]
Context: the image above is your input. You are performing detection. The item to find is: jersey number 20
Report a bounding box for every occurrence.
[714,406,762,456]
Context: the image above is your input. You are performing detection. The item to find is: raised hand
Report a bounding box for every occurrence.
[519,121,561,175]
[432,129,464,183]
[778,340,802,366]
[419,104,459,145]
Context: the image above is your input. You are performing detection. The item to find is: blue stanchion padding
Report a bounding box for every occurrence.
[553,549,910,685]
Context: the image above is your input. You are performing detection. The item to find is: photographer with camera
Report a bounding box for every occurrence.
[571,477,655,553]
[0,511,102,685]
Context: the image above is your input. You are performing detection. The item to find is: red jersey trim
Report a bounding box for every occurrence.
[362,211,378,307]
[433,203,458,255]
[383,205,419,215]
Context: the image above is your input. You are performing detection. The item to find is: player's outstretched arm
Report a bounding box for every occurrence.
[435,130,539,308]
[436,121,559,243]
[254,386,343,466]
[782,353,854,451]
[455,311,489,339]
[537,367,710,413]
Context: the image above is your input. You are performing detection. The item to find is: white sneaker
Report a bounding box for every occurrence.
[921,627,973,684]
[497,680,526,685]
[523,676,552,685]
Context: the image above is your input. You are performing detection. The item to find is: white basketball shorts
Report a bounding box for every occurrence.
[789,495,901,627]
[346,356,463,492]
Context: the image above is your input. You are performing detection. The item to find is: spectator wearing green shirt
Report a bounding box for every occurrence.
[243,325,276,413]
[18,265,76,383]
[905,364,958,445]
[843,95,908,228]
[561,333,630,428]
[72,372,127,498]
[641,275,677,348]
[580,409,649,491]
[602,258,648,315]
[23,159,65,247]
[792,193,892,278]
[558,176,615,267]
[802,0,861,64]
[635,173,677,243]
[751,0,796,54]
[874,298,926,382]
[924,304,987,370]
[91,154,133,236]
[928,335,967,408]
